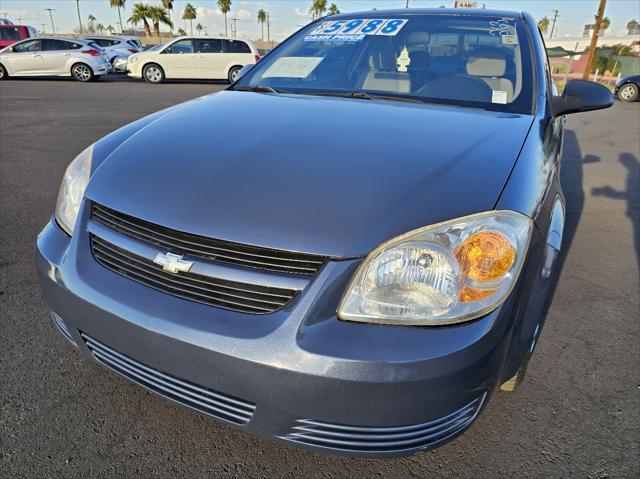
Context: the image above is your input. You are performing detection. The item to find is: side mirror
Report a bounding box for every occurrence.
[236,64,253,80]
[551,79,613,116]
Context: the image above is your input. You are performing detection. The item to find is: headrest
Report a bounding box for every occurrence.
[466,49,507,77]
[407,31,429,45]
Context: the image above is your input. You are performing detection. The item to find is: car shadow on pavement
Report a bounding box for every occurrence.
[591,152,640,279]
[558,129,592,273]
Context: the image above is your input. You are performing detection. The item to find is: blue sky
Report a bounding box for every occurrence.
[1,0,639,39]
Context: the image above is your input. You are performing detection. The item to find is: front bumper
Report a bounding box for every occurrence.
[112,57,128,73]
[36,215,523,458]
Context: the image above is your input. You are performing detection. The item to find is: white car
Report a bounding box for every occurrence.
[127,36,259,83]
[85,36,141,71]
[0,37,110,81]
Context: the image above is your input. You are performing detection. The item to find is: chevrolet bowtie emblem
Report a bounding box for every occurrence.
[153,252,194,274]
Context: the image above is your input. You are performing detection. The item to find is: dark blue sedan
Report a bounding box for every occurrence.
[36,9,612,458]
[615,74,640,102]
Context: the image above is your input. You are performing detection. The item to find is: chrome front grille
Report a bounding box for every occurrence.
[82,333,256,425]
[91,203,326,276]
[281,394,486,453]
[90,235,297,314]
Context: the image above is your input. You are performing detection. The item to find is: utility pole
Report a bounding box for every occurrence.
[17,17,22,24]
[549,9,559,39]
[40,23,47,33]
[231,18,238,38]
[76,0,83,35]
[582,0,606,80]
[405,0,410,8]
[45,8,56,34]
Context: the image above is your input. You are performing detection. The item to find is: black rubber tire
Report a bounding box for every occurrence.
[618,83,638,103]
[143,63,165,84]
[228,65,242,83]
[0,63,7,80]
[71,63,94,82]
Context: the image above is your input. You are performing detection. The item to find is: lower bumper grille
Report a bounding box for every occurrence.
[51,312,78,348]
[81,333,256,425]
[281,393,485,453]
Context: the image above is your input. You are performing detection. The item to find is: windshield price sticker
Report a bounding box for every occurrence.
[488,17,516,37]
[304,33,366,42]
[262,56,324,78]
[305,18,408,41]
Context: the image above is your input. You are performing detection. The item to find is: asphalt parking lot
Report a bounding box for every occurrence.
[1,75,638,478]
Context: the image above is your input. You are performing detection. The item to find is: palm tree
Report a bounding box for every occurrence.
[109,0,126,34]
[106,24,116,34]
[327,4,340,15]
[217,0,232,37]
[311,0,327,20]
[182,3,196,35]
[148,5,173,39]
[196,23,203,35]
[601,16,610,35]
[96,23,105,34]
[129,3,152,37]
[257,9,267,40]
[538,16,549,34]
[88,14,96,33]
[628,19,639,34]
[177,27,187,36]
[161,0,174,33]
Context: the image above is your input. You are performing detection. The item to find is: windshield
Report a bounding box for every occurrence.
[146,42,166,52]
[237,14,533,113]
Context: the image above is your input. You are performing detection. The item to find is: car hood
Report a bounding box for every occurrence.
[86,91,534,258]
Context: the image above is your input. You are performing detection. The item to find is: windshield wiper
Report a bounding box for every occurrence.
[310,91,425,104]
[234,85,290,94]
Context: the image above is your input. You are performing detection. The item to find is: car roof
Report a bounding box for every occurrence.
[329,8,524,19]
[33,36,91,43]
[84,36,124,40]
[172,35,255,43]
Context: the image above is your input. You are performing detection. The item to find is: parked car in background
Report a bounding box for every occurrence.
[0,24,38,49]
[614,74,640,103]
[127,36,259,83]
[84,36,140,71]
[0,37,110,81]
[37,9,612,458]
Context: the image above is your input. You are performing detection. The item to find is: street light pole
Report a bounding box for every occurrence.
[231,18,238,38]
[75,0,84,35]
[45,8,56,34]
[266,12,271,47]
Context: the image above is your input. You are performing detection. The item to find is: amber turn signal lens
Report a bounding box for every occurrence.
[459,286,497,303]
[455,231,516,282]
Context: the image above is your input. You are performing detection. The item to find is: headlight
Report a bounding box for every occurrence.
[129,56,138,63]
[337,211,533,326]
[55,144,93,236]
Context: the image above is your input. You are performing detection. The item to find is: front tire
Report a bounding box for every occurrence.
[618,83,638,103]
[143,64,164,84]
[0,63,8,80]
[228,65,242,83]
[71,63,94,82]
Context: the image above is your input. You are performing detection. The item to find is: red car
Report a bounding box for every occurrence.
[0,24,38,49]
